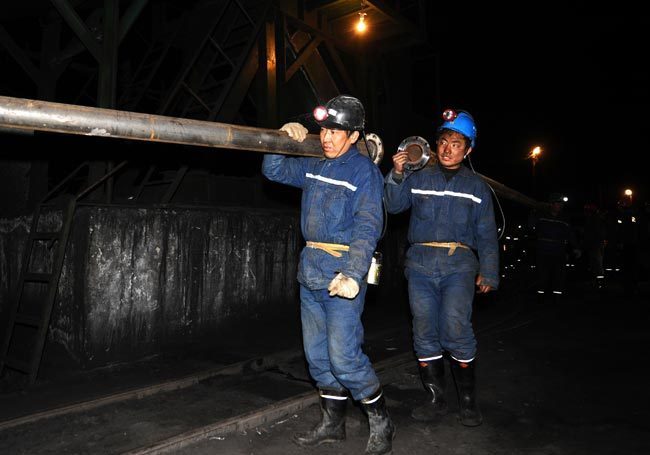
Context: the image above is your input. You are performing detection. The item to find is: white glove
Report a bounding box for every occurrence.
[280,122,308,142]
[328,273,360,299]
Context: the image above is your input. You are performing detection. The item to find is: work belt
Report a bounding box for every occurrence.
[306,241,350,258]
[416,241,469,256]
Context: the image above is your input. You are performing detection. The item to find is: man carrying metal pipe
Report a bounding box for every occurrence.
[262,95,394,455]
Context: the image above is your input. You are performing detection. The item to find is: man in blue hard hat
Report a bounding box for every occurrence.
[384,109,499,427]
[262,95,394,455]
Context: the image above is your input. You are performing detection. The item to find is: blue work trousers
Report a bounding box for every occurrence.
[300,284,380,401]
[406,267,477,362]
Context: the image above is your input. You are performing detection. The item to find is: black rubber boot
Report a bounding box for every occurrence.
[361,388,395,455]
[293,389,347,446]
[411,358,448,421]
[450,358,483,427]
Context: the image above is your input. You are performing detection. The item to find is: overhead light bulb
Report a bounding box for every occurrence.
[356,12,367,33]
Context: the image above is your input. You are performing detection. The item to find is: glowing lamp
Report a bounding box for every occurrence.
[529,146,542,160]
[356,12,367,33]
[313,106,328,122]
[442,109,457,121]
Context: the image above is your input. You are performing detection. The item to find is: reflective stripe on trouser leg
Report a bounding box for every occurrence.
[300,285,380,401]
[418,354,443,362]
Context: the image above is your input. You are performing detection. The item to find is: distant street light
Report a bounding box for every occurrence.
[624,188,633,203]
[528,146,542,194]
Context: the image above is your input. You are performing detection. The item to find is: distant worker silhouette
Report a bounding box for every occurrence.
[609,197,641,297]
[529,193,574,302]
[262,95,394,455]
[581,202,607,289]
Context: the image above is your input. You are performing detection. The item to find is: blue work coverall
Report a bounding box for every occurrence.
[384,165,499,362]
[262,145,384,400]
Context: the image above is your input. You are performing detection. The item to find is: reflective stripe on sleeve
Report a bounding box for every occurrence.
[306,173,357,191]
[411,188,482,203]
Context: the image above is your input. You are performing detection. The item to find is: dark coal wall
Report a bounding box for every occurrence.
[0,216,31,326]
[1,205,301,369]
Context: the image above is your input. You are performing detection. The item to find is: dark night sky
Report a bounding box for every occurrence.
[428,16,649,209]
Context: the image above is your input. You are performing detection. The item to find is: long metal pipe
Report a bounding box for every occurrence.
[0,95,544,209]
[479,174,543,209]
[0,95,328,158]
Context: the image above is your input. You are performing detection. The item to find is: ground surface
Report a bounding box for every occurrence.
[179,282,650,455]
[1,278,648,455]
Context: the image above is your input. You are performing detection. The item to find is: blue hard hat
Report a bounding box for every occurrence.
[438,109,477,148]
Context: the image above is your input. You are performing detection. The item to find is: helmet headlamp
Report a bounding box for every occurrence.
[313,106,328,122]
[442,109,458,122]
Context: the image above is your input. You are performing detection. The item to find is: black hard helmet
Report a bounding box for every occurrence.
[314,95,365,132]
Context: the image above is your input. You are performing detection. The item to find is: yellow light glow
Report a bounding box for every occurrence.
[529,146,542,160]
[624,188,633,197]
[356,12,367,33]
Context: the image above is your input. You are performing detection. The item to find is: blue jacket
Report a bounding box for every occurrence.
[262,145,384,289]
[384,165,500,288]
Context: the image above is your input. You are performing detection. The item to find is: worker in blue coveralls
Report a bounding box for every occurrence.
[384,109,499,427]
[262,95,394,455]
